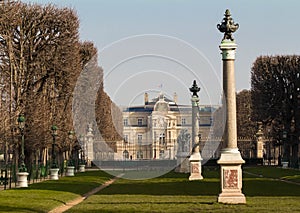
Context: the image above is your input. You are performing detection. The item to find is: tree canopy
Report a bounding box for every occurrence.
[0,1,122,168]
[251,55,300,167]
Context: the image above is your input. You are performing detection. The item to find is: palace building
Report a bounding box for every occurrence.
[115,92,217,160]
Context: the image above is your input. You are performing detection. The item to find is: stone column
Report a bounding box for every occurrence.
[217,9,246,204]
[189,80,203,180]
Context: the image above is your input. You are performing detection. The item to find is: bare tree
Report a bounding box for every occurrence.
[251,55,300,167]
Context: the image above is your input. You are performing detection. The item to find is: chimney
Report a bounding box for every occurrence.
[144,93,149,105]
[174,92,178,103]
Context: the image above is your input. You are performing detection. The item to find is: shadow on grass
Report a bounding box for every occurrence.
[243,178,300,196]
[98,169,300,197]
[21,168,300,198]
[0,205,43,213]
[100,180,220,196]
[28,170,113,195]
[99,169,221,196]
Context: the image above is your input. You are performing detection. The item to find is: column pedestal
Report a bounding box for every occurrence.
[189,152,203,180]
[217,148,246,204]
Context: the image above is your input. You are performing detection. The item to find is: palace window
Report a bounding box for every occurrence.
[123,118,128,126]
[159,133,165,145]
[123,150,129,159]
[137,150,143,159]
[159,150,164,159]
[138,118,143,126]
[181,118,186,126]
[138,134,143,144]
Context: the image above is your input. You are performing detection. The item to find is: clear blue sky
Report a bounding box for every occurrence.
[23,0,300,106]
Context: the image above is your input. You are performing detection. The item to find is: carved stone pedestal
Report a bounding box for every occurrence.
[189,152,203,180]
[17,172,29,188]
[217,149,246,204]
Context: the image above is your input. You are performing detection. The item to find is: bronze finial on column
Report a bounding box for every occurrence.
[189,80,201,97]
[217,9,239,41]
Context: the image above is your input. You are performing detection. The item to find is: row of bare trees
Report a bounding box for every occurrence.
[0,1,122,171]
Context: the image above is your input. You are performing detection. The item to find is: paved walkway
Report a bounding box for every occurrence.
[49,173,123,213]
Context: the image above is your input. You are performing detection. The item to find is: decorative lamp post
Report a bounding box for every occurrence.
[17,114,29,187]
[50,125,59,180]
[217,9,246,204]
[66,130,75,176]
[78,135,86,172]
[85,124,94,167]
[68,130,75,163]
[188,80,203,180]
[256,122,264,159]
[79,135,85,172]
[18,114,26,172]
[266,127,272,165]
[282,130,288,168]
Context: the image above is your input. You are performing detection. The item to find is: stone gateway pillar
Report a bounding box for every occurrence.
[217,9,246,204]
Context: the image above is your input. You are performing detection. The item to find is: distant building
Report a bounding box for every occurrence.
[115,92,217,160]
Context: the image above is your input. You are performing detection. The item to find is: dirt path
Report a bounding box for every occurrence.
[49,173,123,213]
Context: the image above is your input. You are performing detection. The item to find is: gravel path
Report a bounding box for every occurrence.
[49,173,123,213]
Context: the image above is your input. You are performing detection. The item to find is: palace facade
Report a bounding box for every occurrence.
[115,93,217,160]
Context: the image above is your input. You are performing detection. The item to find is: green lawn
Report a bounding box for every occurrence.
[66,167,300,213]
[0,170,112,212]
[0,167,299,212]
[244,166,300,183]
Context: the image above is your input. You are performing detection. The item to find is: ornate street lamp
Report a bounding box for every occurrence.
[65,130,75,176]
[17,113,29,187]
[267,127,272,165]
[17,114,26,172]
[51,125,58,168]
[49,125,60,180]
[78,135,86,172]
[282,130,288,168]
[78,135,85,163]
[68,130,75,165]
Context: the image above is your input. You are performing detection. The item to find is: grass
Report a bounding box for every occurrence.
[65,195,300,213]
[0,167,299,212]
[66,167,300,213]
[244,166,300,183]
[0,170,112,213]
